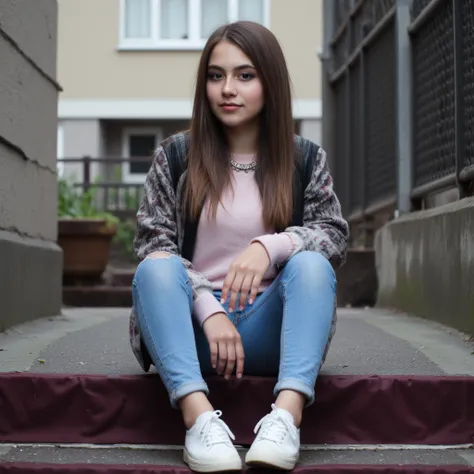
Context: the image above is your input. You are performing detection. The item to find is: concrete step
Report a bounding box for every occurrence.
[1,308,473,449]
[0,445,473,473]
[62,267,135,307]
[108,268,134,287]
[62,286,132,307]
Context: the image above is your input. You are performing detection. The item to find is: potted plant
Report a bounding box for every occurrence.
[58,178,119,282]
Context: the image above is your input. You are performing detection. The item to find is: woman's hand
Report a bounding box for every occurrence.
[202,312,245,379]
[221,242,271,313]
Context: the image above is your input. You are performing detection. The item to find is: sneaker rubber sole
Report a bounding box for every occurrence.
[245,448,298,471]
[183,448,243,473]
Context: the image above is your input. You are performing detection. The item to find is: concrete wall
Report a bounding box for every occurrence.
[0,0,62,331]
[375,197,474,336]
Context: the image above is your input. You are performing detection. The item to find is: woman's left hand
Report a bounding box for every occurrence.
[221,242,271,313]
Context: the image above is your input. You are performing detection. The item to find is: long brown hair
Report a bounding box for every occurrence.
[184,21,295,229]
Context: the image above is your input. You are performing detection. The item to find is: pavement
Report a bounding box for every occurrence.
[0,306,473,467]
[0,307,473,377]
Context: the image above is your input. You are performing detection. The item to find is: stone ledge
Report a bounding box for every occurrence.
[375,197,474,335]
[0,230,62,331]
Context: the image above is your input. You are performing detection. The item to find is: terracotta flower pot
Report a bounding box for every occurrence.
[57,218,118,282]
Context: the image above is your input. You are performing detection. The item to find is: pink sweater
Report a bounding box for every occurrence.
[192,154,295,324]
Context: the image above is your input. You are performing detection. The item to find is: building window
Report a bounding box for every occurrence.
[122,128,162,183]
[120,0,269,50]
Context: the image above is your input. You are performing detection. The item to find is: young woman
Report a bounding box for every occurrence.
[130,21,349,473]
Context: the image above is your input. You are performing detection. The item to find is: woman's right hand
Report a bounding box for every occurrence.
[202,312,245,380]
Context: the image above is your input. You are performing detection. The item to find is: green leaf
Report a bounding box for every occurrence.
[57,177,118,226]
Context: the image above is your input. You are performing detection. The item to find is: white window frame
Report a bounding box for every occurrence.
[119,0,270,51]
[121,127,163,183]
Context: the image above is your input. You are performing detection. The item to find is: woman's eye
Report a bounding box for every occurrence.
[240,73,254,81]
[208,72,222,81]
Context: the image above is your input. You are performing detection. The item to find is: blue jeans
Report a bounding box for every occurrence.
[132,251,336,409]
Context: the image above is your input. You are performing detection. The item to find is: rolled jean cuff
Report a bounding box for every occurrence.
[171,380,210,409]
[274,378,315,407]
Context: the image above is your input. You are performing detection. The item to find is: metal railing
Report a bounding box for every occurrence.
[57,156,152,215]
[323,0,474,224]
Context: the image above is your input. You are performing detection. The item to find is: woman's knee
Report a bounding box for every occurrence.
[133,254,187,290]
[283,251,336,288]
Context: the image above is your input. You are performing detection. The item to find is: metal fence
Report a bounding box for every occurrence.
[57,156,150,217]
[323,0,474,223]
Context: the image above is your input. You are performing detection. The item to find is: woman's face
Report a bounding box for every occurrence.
[206,40,264,129]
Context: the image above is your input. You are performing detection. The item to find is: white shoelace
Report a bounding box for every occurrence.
[253,404,298,444]
[200,410,236,449]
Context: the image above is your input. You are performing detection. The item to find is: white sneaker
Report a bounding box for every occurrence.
[183,410,242,473]
[245,404,300,470]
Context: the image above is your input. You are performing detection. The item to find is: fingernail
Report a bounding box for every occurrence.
[225,375,230,380]
[249,299,253,305]
[239,305,244,311]
[237,373,242,379]
[212,364,216,369]
[229,308,233,313]
[220,298,224,304]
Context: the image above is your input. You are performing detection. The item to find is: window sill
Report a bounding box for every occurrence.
[117,42,206,52]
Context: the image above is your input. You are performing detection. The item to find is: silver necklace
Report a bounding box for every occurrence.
[230,159,258,173]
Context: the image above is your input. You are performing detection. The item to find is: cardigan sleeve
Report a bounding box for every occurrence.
[281,146,349,268]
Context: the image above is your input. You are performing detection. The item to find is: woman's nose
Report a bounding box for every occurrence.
[222,78,237,96]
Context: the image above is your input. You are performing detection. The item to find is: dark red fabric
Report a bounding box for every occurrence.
[0,373,473,445]
[0,463,473,474]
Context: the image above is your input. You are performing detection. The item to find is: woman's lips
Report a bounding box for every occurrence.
[220,104,242,112]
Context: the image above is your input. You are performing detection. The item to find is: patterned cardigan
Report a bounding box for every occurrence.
[129,132,349,372]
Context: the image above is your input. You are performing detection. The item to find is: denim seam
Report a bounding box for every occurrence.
[276,377,314,390]
[275,377,315,402]
[238,282,281,321]
[133,284,173,389]
[171,380,209,406]
[279,281,287,379]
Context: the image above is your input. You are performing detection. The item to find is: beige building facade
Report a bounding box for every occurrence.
[57,0,324,184]
[0,0,62,330]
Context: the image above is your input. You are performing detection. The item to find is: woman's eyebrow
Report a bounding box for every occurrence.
[208,64,256,71]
